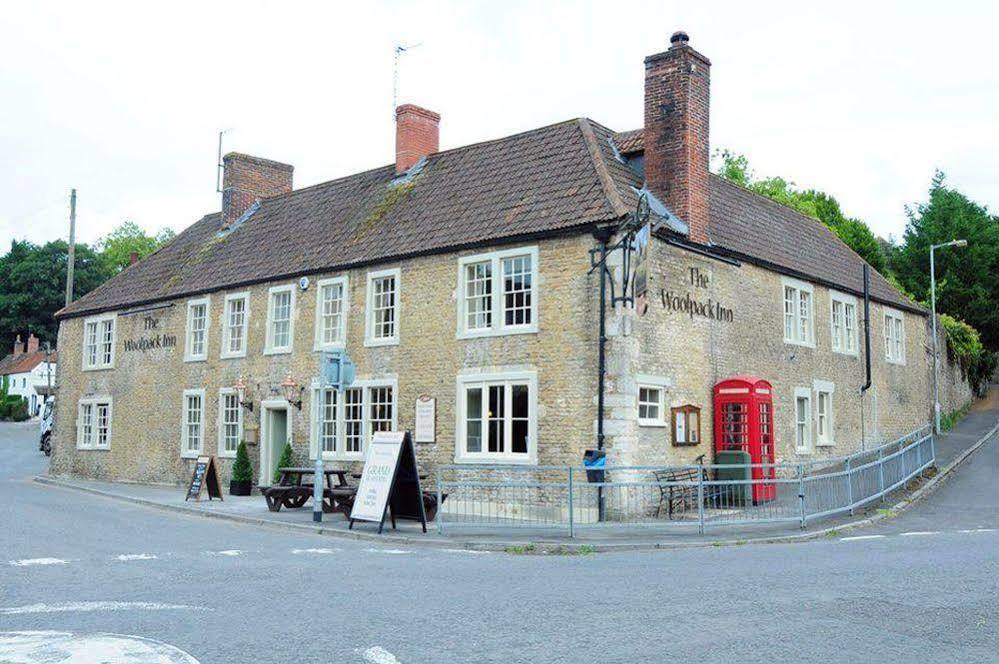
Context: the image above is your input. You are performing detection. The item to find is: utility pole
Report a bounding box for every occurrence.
[65,189,77,306]
[44,341,52,400]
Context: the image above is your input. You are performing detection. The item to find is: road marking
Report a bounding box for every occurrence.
[443,548,491,554]
[839,535,886,542]
[0,631,200,663]
[365,548,410,555]
[900,531,939,537]
[291,548,339,555]
[958,528,997,533]
[207,550,243,556]
[360,645,401,664]
[9,558,69,567]
[0,601,209,615]
[116,554,158,561]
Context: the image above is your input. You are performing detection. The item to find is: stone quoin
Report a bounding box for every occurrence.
[48,33,972,488]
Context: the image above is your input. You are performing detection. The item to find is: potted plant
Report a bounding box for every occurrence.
[274,440,295,484]
[230,440,253,496]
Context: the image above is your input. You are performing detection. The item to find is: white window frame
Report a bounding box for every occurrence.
[884,308,906,365]
[181,388,206,458]
[76,396,112,450]
[782,277,815,348]
[221,292,250,359]
[636,375,669,427]
[794,386,812,454]
[313,276,349,351]
[218,387,244,458]
[456,246,539,339]
[813,380,835,447]
[455,369,538,465]
[364,268,401,347]
[829,291,859,356]
[308,377,398,461]
[81,313,116,371]
[264,284,296,355]
[184,296,210,362]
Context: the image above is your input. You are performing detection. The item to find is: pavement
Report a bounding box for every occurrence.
[1,390,997,662]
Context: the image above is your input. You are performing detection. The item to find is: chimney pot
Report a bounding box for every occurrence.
[26,334,39,354]
[395,104,440,175]
[222,153,294,229]
[13,334,22,356]
[129,251,139,265]
[670,30,690,46]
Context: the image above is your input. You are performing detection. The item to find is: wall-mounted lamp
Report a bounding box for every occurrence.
[280,373,304,411]
[233,376,254,412]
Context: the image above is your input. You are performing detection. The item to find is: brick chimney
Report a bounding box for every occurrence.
[395,104,440,174]
[222,153,294,229]
[26,334,39,354]
[644,31,712,244]
[129,251,139,266]
[12,335,23,356]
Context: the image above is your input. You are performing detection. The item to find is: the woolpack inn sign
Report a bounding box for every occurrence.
[50,31,973,491]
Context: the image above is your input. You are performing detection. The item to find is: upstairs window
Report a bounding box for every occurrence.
[315,277,348,350]
[830,292,858,355]
[265,285,295,354]
[83,314,116,370]
[782,278,814,346]
[365,269,400,346]
[884,309,905,364]
[185,297,209,361]
[222,293,249,358]
[457,247,538,338]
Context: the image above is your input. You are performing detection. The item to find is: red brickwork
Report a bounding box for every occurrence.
[395,104,440,174]
[643,32,712,244]
[222,152,293,228]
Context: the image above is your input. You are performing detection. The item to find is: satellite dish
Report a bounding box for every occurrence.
[299,276,310,291]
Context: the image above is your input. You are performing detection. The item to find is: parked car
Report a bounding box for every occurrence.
[39,396,53,456]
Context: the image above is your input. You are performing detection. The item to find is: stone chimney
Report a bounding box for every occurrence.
[644,31,712,244]
[395,104,440,175]
[12,335,23,356]
[26,334,39,354]
[222,153,294,229]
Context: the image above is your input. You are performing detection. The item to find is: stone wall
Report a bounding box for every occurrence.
[50,234,601,486]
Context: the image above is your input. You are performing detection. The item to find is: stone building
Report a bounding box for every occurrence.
[50,33,971,487]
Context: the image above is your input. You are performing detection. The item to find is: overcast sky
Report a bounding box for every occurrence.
[1,1,995,248]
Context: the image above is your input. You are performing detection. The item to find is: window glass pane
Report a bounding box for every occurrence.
[185,394,202,452]
[784,287,795,339]
[372,276,396,339]
[638,387,661,421]
[465,261,493,330]
[321,283,344,345]
[271,291,291,348]
[101,320,114,365]
[189,303,206,356]
[85,322,98,366]
[227,298,246,353]
[487,385,505,453]
[222,393,240,453]
[466,387,482,453]
[96,403,110,447]
[321,389,337,453]
[344,388,364,453]
[81,403,93,445]
[502,255,532,326]
[369,386,393,439]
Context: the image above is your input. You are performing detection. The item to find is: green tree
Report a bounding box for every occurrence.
[713,150,886,271]
[889,172,999,350]
[232,441,253,483]
[94,221,176,274]
[0,240,110,352]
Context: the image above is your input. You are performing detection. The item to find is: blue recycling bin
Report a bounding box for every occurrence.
[583,449,606,483]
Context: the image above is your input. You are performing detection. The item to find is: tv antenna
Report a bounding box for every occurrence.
[216,128,233,193]
[393,42,422,118]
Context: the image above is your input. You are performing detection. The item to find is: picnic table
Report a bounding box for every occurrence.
[259,467,355,514]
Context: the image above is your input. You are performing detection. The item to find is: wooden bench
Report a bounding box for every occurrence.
[259,485,314,512]
[653,468,700,519]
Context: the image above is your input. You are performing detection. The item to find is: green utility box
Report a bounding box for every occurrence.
[714,449,752,505]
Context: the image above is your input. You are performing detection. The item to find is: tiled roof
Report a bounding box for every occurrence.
[0,351,57,376]
[58,119,637,320]
[615,131,922,313]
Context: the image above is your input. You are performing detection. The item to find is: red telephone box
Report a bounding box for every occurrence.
[713,375,776,503]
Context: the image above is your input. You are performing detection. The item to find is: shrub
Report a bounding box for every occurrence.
[274,441,294,483]
[231,441,253,483]
[941,314,997,396]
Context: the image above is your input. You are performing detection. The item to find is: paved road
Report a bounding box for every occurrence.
[1,421,997,663]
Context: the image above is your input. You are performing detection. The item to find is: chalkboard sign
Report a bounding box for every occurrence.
[349,431,426,534]
[185,456,223,502]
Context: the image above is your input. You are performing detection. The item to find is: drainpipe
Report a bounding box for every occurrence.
[593,227,614,451]
[860,264,872,449]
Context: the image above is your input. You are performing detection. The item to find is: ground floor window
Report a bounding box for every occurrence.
[456,370,537,464]
[814,382,834,446]
[77,397,112,450]
[310,382,396,460]
[794,388,812,453]
[181,389,205,457]
[218,389,243,457]
[637,385,665,426]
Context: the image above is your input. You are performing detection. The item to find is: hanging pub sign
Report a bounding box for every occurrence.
[185,456,223,501]
[414,395,436,443]
[632,222,651,316]
[349,431,427,534]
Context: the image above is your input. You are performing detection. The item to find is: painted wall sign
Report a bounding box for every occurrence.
[122,315,178,352]
[659,266,734,323]
[414,395,436,443]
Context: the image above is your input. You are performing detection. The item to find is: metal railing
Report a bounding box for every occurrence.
[435,425,934,537]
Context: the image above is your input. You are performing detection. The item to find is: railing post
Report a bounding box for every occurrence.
[697,471,705,535]
[436,468,445,535]
[798,463,806,529]
[846,457,854,516]
[567,466,574,539]
[878,447,886,503]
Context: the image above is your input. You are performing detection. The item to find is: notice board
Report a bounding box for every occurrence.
[185,456,222,502]
[349,431,426,533]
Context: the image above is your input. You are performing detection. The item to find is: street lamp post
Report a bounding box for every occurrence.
[930,239,967,434]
